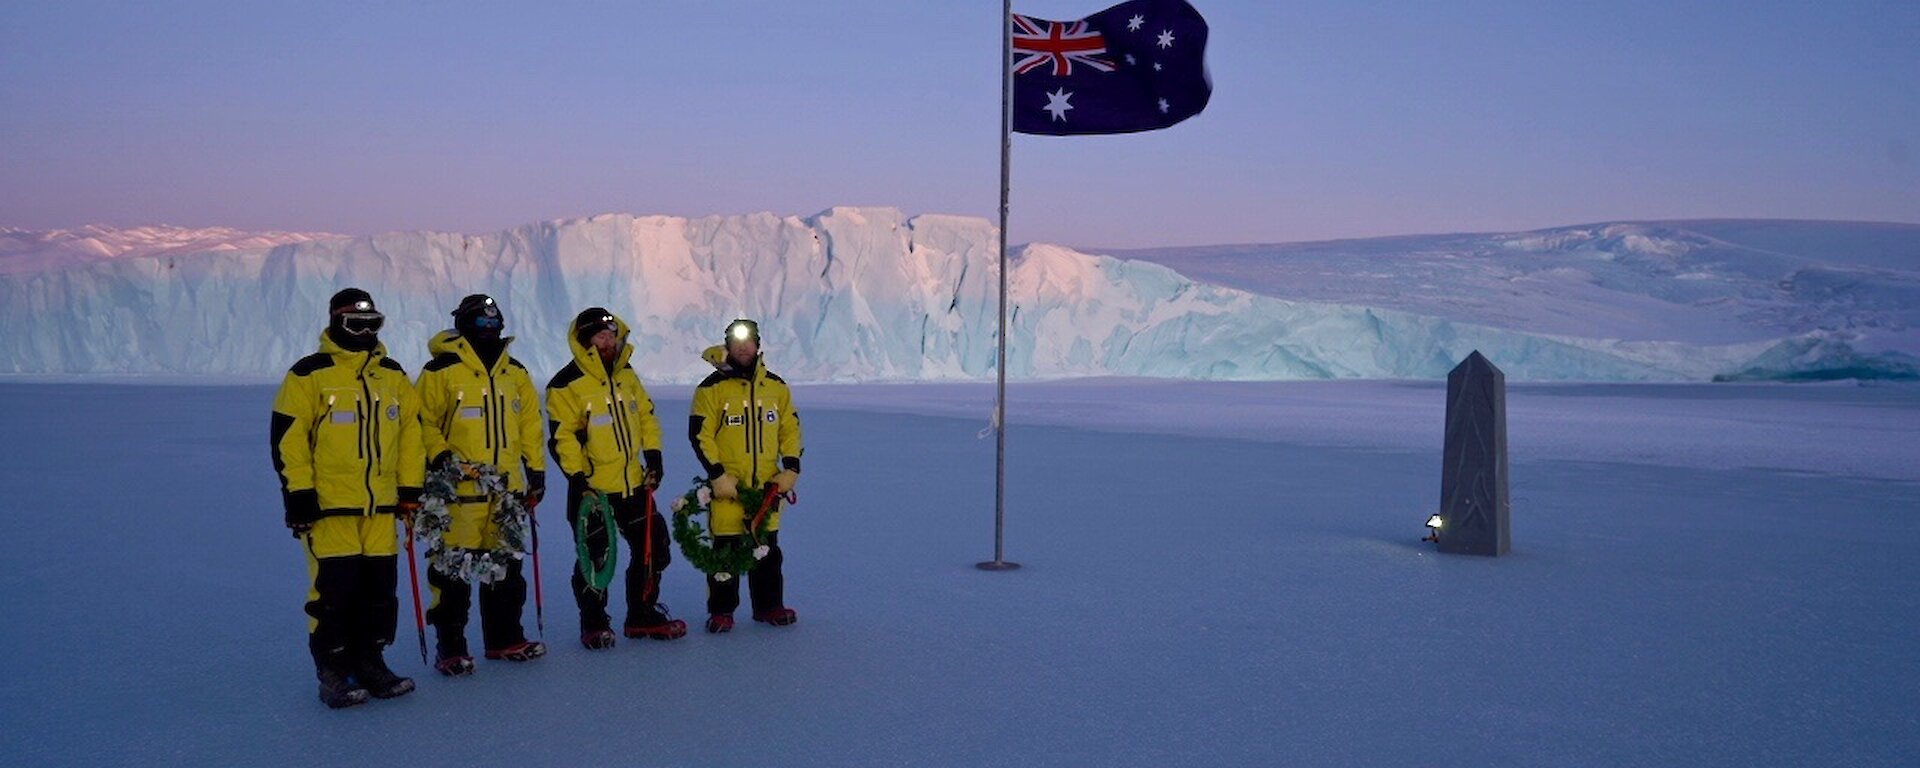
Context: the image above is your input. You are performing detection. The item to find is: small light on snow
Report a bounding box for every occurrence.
[1426,514,1444,529]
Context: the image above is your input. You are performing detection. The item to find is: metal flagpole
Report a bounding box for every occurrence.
[979,0,1020,572]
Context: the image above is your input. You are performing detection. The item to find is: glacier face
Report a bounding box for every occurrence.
[0,209,1907,383]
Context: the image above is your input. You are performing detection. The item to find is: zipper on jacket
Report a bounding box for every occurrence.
[371,392,383,463]
[582,401,595,479]
[748,373,761,487]
[499,360,514,468]
[359,356,377,515]
[445,391,463,439]
[320,395,337,454]
[607,381,633,494]
[480,385,492,456]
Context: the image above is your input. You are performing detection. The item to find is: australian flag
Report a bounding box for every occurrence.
[1010,0,1211,136]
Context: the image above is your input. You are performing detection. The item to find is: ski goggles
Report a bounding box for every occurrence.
[338,311,385,336]
[333,299,385,336]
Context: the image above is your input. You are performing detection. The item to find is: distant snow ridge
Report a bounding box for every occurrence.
[1105,219,1920,381]
[0,210,1909,382]
[0,224,346,275]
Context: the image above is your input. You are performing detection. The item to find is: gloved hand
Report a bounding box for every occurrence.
[431,450,455,471]
[396,487,423,523]
[284,488,321,538]
[710,473,739,500]
[769,470,799,494]
[523,470,547,509]
[643,450,664,490]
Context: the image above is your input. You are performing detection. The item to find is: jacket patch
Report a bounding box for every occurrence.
[511,398,523,413]
[386,404,401,421]
[459,406,485,419]
[590,414,614,426]
[763,409,778,423]
[725,414,744,426]
[330,411,357,424]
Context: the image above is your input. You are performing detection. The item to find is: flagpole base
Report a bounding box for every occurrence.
[975,560,1022,571]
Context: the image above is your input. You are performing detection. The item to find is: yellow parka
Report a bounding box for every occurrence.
[417,329,546,493]
[545,313,663,496]
[271,331,426,518]
[690,345,803,533]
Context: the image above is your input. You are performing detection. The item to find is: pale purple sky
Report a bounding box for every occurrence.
[3,1,1916,247]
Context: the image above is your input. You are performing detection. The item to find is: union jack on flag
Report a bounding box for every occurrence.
[1011,14,1116,76]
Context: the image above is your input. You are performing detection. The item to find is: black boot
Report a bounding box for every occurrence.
[316,656,369,709]
[353,647,416,700]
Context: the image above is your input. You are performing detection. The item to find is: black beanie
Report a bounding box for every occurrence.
[452,294,503,339]
[329,288,375,314]
[573,307,617,347]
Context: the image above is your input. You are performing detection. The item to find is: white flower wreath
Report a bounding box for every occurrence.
[413,457,532,585]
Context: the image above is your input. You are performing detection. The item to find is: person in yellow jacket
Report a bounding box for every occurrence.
[546,307,685,649]
[689,318,803,634]
[269,288,424,709]
[415,294,549,675]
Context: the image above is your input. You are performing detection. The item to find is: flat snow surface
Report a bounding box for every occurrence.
[2,380,1915,766]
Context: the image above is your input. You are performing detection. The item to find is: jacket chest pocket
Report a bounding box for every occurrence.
[720,405,752,454]
[447,390,487,446]
[315,388,364,468]
[367,391,401,467]
[583,405,623,465]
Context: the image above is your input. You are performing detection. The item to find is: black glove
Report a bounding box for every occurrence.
[524,469,547,507]
[431,450,455,471]
[643,450,664,489]
[284,489,321,536]
[395,486,423,523]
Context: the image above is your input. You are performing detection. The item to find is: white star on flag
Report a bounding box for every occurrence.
[1153,61,1163,71]
[1043,88,1074,122]
[1127,14,1145,32]
[1157,30,1175,48]
[1158,98,1170,114]
[1125,53,1136,65]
